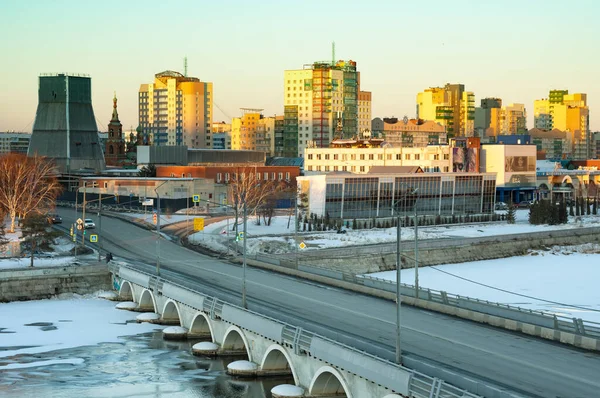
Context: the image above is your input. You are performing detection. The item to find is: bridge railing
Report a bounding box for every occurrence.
[109,262,484,398]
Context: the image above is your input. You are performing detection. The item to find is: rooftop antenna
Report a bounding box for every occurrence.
[184,56,188,77]
[332,41,336,66]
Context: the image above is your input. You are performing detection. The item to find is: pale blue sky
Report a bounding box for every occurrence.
[1,0,598,132]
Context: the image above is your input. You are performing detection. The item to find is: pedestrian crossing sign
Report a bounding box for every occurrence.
[192,194,200,203]
[90,234,98,243]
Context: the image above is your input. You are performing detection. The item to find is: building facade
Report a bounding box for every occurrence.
[375,118,447,147]
[533,90,590,159]
[283,60,361,157]
[480,143,537,203]
[105,93,127,167]
[357,73,372,135]
[474,98,502,138]
[416,83,474,137]
[297,171,496,220]
[529,128,568,159]
[304,141,451,174]
[231,110,275,155]
[0,132,31,154]
[138,70,213,148]
[488,103,527,137]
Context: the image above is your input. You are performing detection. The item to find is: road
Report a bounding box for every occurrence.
[59,208,600,398]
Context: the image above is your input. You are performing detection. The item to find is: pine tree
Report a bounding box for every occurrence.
[507,200,516,224]
[352,219,357,230]
[586,198,591,215]
[569,201,575,217]
[593,199,598,215]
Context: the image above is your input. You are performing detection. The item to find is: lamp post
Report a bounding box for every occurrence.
[154,181,168,277]
[414,192,420,298]
[242,201,247,309]
[393,185,418,365]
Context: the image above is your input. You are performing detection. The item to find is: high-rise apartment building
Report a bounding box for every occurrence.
[0,132,31,154]
[212,121,232,150]
[488,104,527,136]
[138,70,213,148]
[231,109,276,156]
[534,90,590,159]
[474,98,502,138]
[283,60,361,157]
[357,73,372,134]
[416,83,474,137]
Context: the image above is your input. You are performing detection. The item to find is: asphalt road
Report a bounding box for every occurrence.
[58,208,600,398]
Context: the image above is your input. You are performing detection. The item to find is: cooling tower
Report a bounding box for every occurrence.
[28,74,105,172]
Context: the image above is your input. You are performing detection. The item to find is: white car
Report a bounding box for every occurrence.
[495,202,508,210]
[84,218,96,229]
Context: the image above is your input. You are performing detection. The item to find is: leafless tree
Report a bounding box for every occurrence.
[0,154,62,232]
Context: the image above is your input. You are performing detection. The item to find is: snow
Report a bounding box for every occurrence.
[0,295,162,359]
[115,301,138,310]
[193,342,218,350]
[187,210,600,255]
[227,360,257,371]
[367,243,600,324]
[271,384,305,396]
[136,313,160,322]
[0,358,85,370]
[163,326,187,335]
[0,256,78,270]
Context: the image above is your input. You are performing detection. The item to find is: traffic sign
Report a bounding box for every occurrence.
[90,234,98,243]
[152,213,157,224]
[77,224,83,231]
[299,242,307,249]
[76,218,83,225]
[192,194,200,203]
[70,226,74,236]
[193,217,204,231]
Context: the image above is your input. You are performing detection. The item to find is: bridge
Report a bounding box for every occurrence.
[56,208,600,397]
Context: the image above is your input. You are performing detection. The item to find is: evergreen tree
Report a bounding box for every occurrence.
[507,200,516,224]
[586,198,591,215]
[352,219,357,230]
[593,199,598,215]
[21,213,60,267]
[576,197,581,216]
[569,200,575,217]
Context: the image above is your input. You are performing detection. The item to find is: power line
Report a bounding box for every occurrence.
[425,264,600,313]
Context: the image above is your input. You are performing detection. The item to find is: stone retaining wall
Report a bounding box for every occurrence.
[0,265,112,302]
[299,230,600,275]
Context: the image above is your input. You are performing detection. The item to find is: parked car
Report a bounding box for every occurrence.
[47,213,62,224]
[517,200,535,209]
[84,218,96,229]
[494,202,508,210]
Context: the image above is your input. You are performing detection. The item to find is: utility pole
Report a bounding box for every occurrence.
[414,197,419,298]
[156,193,161,276]
[98,191,102,261]
[294,198,298,269]
[81,183,86,248]
[242,201,247,309]
[395,210,402,364]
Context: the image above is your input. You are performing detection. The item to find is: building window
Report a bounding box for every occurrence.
[325,166,330,172]
[317,154,322,160]
[351,166,356,172]
[271,173,275,180]
[342,154,348,161]
[264,172,269,180]
[369,154,374,160]
[285,172,290,181]
[256,173,261,180]
[307,154,313,160]
[351,154,356,160]
[225,173,230,182]
[360,154,365,160]
[387,154,392,160]
[278,172,283,180]
[342,166,347,171]
[360,166,365,172]
[396,154,401,160]
[217,173,222,182]
[444,154,449,160]
[404,154,410,160]
[308,165,313,171]
[433,154,439,160]
[378,154,383,160]
[415,154,420,160]
[334,166,339,171]
[317,166,321,171]
[325,154,330,160]
[444,166,449,172]
[333,154,338,160]
[103,182,108,188]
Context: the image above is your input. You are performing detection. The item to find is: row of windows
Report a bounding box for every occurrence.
[306,165,452,173]
[307,153,450,161]
[215,172,290,183]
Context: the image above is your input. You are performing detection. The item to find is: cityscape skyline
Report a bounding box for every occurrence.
[1,0,599,132]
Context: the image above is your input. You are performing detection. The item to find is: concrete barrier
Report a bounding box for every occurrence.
[0,264,112,302]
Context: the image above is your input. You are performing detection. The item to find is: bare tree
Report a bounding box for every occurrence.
[0,154,62,232]
[227,167,282,228]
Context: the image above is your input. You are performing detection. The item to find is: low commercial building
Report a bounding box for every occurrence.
[297,170,496,220]
[0,132,31,154]
[155,165,300,185]
[528,128,568,160]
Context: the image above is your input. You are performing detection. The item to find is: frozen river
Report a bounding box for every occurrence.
[0,297,291,398]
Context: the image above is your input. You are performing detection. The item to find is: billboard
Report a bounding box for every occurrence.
[505,156,536,172]
[452,147,478,173]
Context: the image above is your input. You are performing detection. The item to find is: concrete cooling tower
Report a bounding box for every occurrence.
[28,74,105,173]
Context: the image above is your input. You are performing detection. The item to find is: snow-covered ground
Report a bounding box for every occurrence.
[187,210,600,255]
[368,243,600,324]
[0,294,162,361]
[0,237,85,270]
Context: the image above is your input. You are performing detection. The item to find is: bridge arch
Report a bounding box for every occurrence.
[222,326,252,361]
[162,300,182,325]
[189,312,214,341]
[260,344,298,385]
[119,280,134,301]
[138,289,156,312]
[309,365,352,398]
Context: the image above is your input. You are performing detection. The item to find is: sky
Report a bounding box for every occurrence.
[1,0,599,132]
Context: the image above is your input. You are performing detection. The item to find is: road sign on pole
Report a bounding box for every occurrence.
[192,194,200,203]
[152,212,157,225]
[77,224,83,231]
[193,217,204,231]
[299,242,307,249]
[76,218,83,225]
[90,234,98,243]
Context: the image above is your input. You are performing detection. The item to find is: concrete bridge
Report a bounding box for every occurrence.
[110,263,481,398]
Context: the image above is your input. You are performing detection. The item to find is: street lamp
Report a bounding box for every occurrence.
[413,191,421,298]
[393,185,418,365]
[154,180,169,277]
